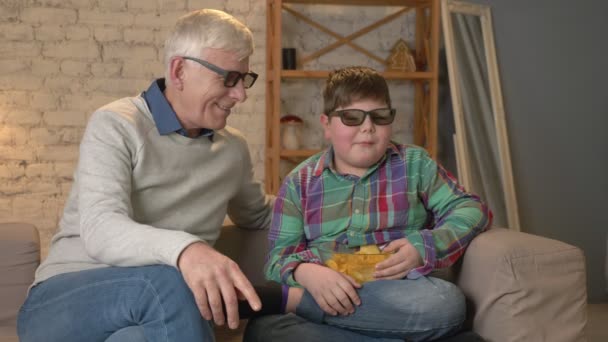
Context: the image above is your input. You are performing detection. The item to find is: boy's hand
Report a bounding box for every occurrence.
[373,238,423,280]
[294,263,362,316]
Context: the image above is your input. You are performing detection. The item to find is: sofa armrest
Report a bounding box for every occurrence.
[0,222,40,332]
[456,227,587,342]
[214,225,269,286]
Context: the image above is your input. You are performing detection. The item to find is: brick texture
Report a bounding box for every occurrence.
[0,1,415,259]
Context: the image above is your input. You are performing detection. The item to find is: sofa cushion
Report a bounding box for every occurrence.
[457,228,587,342]
[215,225,268,286]
[0,223,40,327]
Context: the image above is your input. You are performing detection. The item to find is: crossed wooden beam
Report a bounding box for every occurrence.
[282,5,413,67]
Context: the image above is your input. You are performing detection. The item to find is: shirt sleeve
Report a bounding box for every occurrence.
[264,175,322,286]
[406,149,492,278]
[78,110,201,268]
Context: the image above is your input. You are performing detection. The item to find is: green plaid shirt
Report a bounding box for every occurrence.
[265,143,492,286]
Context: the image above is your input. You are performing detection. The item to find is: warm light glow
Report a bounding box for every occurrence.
[0,104,11,145]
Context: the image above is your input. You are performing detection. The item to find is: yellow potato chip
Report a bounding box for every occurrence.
[324,249,391,283]
[356,244,382,255]
[325,259,339,271]
[350,271,365,283]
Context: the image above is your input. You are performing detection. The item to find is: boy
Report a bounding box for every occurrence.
[264,66,492,341]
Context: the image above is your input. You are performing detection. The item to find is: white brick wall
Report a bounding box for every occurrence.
[0,0,415,258]
[0,24,34,41]
[20,8,78,25]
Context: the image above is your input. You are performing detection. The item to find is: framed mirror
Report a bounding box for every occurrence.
[441,0,520,230]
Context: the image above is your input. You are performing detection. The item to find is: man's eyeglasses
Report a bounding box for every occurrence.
[182,56,258,89]
[328,108,396,126]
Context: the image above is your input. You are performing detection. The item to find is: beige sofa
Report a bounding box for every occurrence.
[0,223,39,342]
[1,222,588,342]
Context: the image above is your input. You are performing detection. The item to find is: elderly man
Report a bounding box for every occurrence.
[18,9,275,341]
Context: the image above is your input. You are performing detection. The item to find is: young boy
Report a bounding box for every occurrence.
[264,66,492,341]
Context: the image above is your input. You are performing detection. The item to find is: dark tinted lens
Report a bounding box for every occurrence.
[340,110,365,126]
[224,71,242,87]
[369,108,395,125]
[243,72,258,88]
[224,72,258,88]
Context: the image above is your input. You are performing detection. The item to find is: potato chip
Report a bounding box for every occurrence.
[326,259,339,271]
[356,244,382,255]
[323,245,391,283]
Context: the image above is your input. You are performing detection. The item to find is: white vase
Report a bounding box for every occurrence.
[282,124,300,150]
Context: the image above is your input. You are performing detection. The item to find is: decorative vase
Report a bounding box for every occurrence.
[280,114,304,150]
[282,123,300,150]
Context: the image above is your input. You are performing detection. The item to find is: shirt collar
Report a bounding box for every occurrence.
[312,142,401,178]
[142,78,214,139]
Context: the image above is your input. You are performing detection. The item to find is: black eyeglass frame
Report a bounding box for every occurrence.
[182,56,258,89]
[327,108,397,126]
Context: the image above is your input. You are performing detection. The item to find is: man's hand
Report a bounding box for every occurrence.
[294,263,361,316]
[178,242,261,329]
[373,238,423,280]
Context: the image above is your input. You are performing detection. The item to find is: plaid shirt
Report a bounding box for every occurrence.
[265,143,492,286]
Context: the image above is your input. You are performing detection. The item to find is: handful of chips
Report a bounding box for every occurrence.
[322,244,392,283]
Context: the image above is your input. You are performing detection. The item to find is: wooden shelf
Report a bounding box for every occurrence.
[283,0,431,7]
[265,0,440,194]
[280,149,321,158]
[281,70,434,80]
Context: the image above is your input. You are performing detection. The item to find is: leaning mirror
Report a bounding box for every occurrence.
[441,0,520,230]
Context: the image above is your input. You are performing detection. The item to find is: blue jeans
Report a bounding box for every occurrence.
[17,265,214,342]
[247,277,465,342]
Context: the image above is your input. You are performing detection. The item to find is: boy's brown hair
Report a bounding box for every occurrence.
[322,66,392,114]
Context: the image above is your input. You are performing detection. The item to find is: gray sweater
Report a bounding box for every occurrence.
[35,95,273,285]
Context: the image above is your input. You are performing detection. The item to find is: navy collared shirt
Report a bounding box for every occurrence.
[142,78,214,140]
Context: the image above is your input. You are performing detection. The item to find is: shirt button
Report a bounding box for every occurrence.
[354,209,360,214]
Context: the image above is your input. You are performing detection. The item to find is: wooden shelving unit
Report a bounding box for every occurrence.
[265,0,440,194]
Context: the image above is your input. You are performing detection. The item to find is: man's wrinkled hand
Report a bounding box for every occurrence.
[178,242,261,329]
